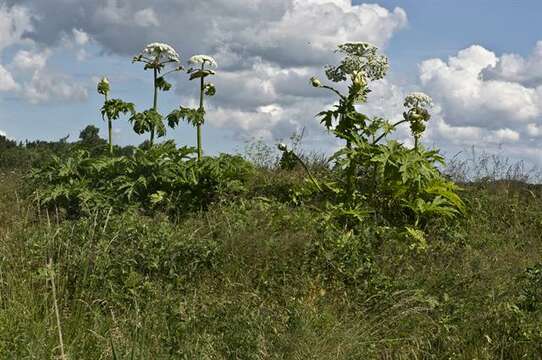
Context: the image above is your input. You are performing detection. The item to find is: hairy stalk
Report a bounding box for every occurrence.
[197,63,204,161]
[105,93,113,155]
[151,67,158,146]
[343,110,354,204]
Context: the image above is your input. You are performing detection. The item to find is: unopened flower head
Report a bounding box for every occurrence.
[310,76,322,88]
[189,55,217,68]
[325,42,389,83]
[204,83,216,96]
[404,92,433,109]
[138,42,180,64]
[97,76,110,95]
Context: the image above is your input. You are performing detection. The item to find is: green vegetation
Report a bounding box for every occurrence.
[0,41,541,359]
[1,152,542,358]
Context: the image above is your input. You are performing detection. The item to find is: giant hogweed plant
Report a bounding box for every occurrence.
[98,77,135,155]
[131,43,184,145]
[29,143,254,218]
[300,42,464,229]
[167,55,217,160]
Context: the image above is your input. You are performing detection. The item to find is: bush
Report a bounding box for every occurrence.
[29,141,254,218]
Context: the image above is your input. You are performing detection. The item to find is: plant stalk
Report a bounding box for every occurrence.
[106,93,113,155]
[151,67,158,146]
[291,151,323,193]
[48,259,67,360]
[197,64,205,161]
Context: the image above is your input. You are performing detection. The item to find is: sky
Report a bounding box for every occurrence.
[0,0,541,167]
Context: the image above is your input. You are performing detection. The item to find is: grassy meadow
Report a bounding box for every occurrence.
[1,152,542,359]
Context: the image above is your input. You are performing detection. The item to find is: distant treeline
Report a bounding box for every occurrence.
[0,125,141,170]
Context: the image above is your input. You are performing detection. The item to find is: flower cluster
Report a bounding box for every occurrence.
[404,92,433,109]
[134,42,180,65]
[204,83,216,96]
[325,42,389,83]
[189,55,218,68]
[97,77,110,96]
[403,92,432,142]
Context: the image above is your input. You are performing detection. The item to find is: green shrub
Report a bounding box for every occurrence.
[29,141,254,218]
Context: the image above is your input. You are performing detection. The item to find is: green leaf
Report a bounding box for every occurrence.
[166,107,205,127]
[156,76,172,91]
[188,69,215,80]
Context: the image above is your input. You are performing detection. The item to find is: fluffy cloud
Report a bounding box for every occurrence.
[418,43,542,167]
[0,4,33,51]
[0,4,88,103]
[133,8,160,27]
[1,0,407,141]
[12,49,49,71]
[420,44,542,140]
[0,4,34,92]
[22,70,88,104]
[11,0,406,67]
[487,41,542,86]
[420,45,541,129]
[0,65,18,91]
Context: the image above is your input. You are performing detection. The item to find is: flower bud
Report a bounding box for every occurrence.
[352,71,366,87]
[277,143,288,152]
[204,83,216,96]
[310,77,322,88]
[97,77,110,96]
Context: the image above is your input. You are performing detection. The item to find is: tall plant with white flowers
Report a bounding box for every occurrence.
[305,42,464,229]
[131,42,183,146]
[98,77,135,155]
[167,55,217,160]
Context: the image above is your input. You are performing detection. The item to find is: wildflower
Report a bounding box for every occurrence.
[137,42,180,64]
[189,55,217,68]
[97,77,110,96]
[325,42,389,83]
[131,42,181,146]
[404,92,433,109]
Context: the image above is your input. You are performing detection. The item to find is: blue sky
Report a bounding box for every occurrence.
[1,0,541,166]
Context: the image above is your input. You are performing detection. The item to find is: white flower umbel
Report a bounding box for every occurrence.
[140,42,180,64]
[404,92,433,109]
[188,55,217,68]
[325,42,389,83]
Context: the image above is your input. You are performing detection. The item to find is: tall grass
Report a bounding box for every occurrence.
[1,165,542,358]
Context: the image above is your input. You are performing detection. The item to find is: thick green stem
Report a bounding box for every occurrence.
[151,67,158,146]
[105,93,113,155]
[197,64,205,161]
[339,105,353,204]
